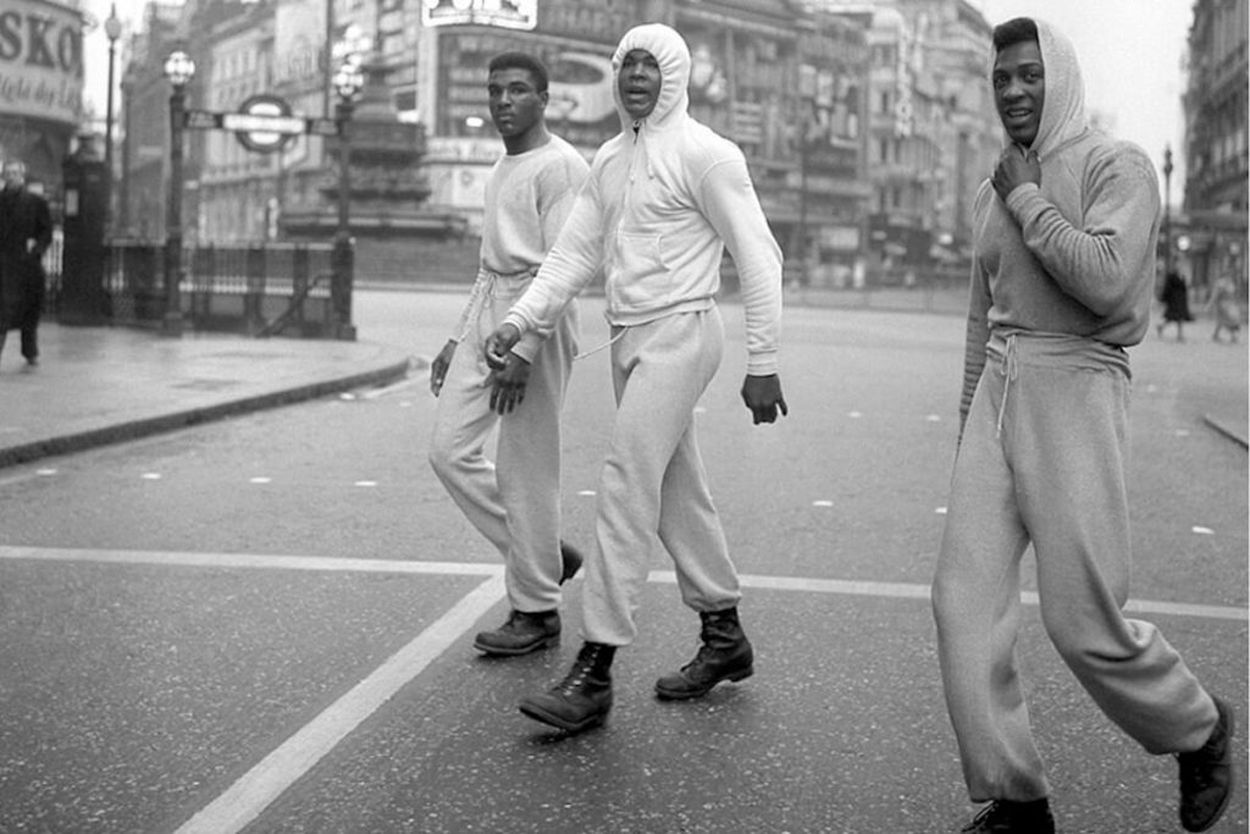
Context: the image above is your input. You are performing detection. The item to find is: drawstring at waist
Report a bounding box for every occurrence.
[574,328,627,360]
[456,269,536,344]
[986,330,1130,438]
[995,334,1019,438]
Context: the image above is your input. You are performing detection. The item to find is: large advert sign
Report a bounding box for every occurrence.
[422,0,536,31]
[0,0,83,125]
[438,30,619,150]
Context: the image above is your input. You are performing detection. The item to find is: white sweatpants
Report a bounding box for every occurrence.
[932,331,1218,802]
[429,285,578,613]
[581,308,743,646]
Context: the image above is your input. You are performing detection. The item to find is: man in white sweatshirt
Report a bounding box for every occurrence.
[931,18,1233,834]
[428,52,589,658]
[486,23,787,733]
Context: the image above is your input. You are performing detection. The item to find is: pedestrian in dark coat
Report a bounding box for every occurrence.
[1157,268,1192,342]
[0,160,53,369]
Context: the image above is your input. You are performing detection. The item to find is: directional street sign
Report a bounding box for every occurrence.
[183,110,223,130]
[307,118,340,137]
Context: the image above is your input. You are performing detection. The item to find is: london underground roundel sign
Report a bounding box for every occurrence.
[230,94,301,153]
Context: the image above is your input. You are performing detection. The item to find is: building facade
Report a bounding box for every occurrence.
[117,0,1010,287]
[817,0,996,281]
[1181,0,1248,296]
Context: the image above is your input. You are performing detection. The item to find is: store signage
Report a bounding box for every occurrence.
[0,0,84,125]
[421,0,536,31]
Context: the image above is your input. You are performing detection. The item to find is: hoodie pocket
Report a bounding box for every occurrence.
[613,231,671,308]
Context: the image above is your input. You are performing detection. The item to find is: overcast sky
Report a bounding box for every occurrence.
[81,0,1195,203]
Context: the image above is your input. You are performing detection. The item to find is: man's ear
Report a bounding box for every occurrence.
[539,89,549,109]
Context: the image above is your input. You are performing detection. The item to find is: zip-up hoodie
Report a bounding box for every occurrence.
[502,23,784,375]
[960,18,1161,421]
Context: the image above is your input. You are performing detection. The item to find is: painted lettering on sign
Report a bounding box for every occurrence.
[0,0,83,125]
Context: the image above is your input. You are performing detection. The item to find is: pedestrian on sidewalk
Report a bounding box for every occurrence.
[1157,268,1192,342]
[1209,269,1242,344]
[486,23,787,734]
[931,17,1234,834]
[427,52,589,657]
[0,159,53,371]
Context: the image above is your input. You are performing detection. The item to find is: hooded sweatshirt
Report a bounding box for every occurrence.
[960,18,1161,421]
[502,23,784,376]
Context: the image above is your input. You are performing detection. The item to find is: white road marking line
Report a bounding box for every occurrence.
[0,547,503,576]
[1,548,1243,624]
[649,571,1250,623]
[173,572,505,834]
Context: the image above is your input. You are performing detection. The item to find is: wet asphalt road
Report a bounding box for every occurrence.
[0,290,1244,833]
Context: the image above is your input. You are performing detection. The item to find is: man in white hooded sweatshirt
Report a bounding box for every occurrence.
[486,23,787,734]
[931,18,1234,834]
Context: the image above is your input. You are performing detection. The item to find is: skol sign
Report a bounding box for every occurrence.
[0,0,84,125]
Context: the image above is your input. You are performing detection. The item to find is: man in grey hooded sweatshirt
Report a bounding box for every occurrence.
[486,22,787,734]
[931,17,1234,834]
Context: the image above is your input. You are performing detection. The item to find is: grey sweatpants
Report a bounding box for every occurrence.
[932,330,1218,802]
[428,282,579,613]
[581,308,743,646]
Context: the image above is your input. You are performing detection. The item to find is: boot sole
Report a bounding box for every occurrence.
[654,666,754,701]
[518,701,607,733]
[473,634,559,657]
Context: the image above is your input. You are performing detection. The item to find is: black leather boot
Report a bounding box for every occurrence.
[473,609,560,656]
[518,642,615,732]
[655,607,754,700]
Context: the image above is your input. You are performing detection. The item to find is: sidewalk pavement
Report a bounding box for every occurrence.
[0,323,413,469]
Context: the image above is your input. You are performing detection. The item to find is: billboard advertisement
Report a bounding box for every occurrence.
[422,0,536,31]
[437,30,621,150]
[0,0,84,126]
[273,0,326,91]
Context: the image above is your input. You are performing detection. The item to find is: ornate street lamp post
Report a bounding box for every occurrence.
[331,58,363,340]
[103,4,121,238]
[1162,144,1174,269]
[163,50,195,336]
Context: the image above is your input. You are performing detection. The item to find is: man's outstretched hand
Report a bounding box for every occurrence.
[741,374,788,425]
